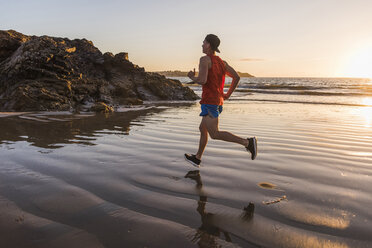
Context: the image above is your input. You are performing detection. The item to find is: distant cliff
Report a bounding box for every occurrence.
[236,71,255,77]
[155,70,255,78]
[0,30,198,112]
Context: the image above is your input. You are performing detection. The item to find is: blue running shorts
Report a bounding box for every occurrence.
[199,104,223,118]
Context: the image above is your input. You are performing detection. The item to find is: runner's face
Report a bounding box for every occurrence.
[202,40,210,53]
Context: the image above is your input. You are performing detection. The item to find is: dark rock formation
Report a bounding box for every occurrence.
[0,30,198,112]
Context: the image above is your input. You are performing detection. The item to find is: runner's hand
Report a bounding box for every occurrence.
[187,68,196,78]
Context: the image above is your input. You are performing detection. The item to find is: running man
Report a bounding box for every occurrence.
[184,34,257,167]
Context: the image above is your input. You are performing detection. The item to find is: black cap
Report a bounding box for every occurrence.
[205,34,220,53]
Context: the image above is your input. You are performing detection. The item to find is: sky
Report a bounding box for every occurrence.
[1,0,372,77]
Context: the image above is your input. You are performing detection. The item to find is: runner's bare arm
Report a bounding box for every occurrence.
[187,56,209,85]
[223,61,240,100]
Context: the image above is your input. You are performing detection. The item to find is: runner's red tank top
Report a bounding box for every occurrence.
[200,55,226,105]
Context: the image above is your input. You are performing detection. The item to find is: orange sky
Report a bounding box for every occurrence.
[2,0,372,78]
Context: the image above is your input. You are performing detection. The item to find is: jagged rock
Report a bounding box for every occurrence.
[90,102,114,113]
[0,30,198,111]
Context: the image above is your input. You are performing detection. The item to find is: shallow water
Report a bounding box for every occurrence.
[1,101,372,247]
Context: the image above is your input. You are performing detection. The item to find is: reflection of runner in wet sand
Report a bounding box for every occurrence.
[184,34,257,168]
[185,170,255,247]
[193,195,232,247]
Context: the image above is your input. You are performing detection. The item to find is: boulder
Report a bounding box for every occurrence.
[0,30,198,112]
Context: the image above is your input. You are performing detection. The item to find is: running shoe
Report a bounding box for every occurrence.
[184,153,201,167]
[246,137,257,160]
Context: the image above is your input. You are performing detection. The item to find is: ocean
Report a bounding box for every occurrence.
[171,77,372,106]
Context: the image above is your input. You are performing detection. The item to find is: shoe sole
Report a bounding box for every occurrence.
[251,137,257,160]
[184,154,200,168]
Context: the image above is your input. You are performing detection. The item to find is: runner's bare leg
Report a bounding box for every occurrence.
[196,118,208,160]
[203,116,248,146]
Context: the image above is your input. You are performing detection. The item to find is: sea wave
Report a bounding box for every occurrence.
[228,98,372,107]
[235,88,372,96]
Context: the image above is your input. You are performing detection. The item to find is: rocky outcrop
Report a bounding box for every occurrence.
[0,30,198,112]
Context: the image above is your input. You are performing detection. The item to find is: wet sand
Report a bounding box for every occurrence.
[0,101,371,247]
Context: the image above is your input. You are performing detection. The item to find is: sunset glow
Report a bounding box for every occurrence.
[353,106,372,128]
[362,97,372,106]
[2,1,372,77]
[341,46,372,79]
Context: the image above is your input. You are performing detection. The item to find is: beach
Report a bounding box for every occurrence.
[1,90,372,247]
[2,0,372,245]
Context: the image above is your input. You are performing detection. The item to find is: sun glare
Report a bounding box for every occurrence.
[362,97,372,106]
[341,46,372,79]
[353,106,372,128]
